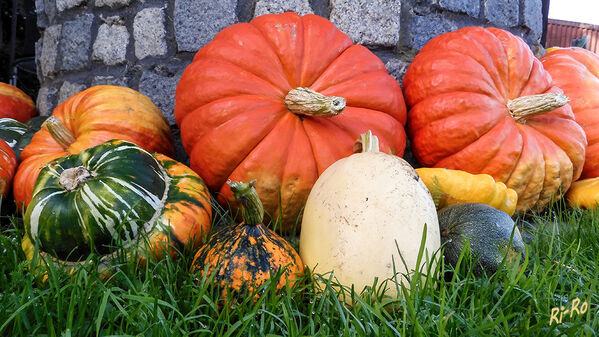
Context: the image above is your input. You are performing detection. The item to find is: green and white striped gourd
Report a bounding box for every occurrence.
[0,118,27,149]
[0,116,48,161]
[24,139,212,263]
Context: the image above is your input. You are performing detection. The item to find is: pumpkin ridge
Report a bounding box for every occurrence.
[410,95,506,156]
[504,127,545,209]
[180,96,284,153]
[278,116,318,208]
[462,31,510,99]
[250,12,305,88]
[250,15,295,82]
[524,116,586,181]
[486,27,534,100]
[436,118,523,176]
[515,60,551,99]
[309,47,389,92]
[196,55,292,94]
[196,23,292,91]
[191,106,288,190]
[298,15,353,87]
[302,117,356,174]
[177,59,287,114]
[408,92,504,130]
[420,49,506,101]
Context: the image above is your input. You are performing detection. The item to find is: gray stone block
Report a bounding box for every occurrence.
[330,0,401,47]
[44,0,57,23]
[59,14,94,71]
[91,76,128,87]
[138,70,182,125]
[57,0,86,12]
[95,0,132,8]
[384,57,411,85]
[523,0,542,41]
[40,24,62,77]
[407,16,459,50]
[484,0,519,27]
[36,0,48,28]
[408,14,458,50]
[37,86,58,116]
[92,20,129,65]
[254,0,313,16]
[174,0,237,52]
[134,7,168,60]
[58,81,87,104]
[35,39,42,81]
[435,0,480,17]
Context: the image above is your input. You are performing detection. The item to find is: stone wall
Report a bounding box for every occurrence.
[35,0,544,162]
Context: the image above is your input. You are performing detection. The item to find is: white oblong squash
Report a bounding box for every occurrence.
[299,131,440,302]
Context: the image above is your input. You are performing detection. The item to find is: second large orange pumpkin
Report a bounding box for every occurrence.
[0,82,36,123]
[541,47,599,179]
[175,12,407,231]
[403,27,587,212]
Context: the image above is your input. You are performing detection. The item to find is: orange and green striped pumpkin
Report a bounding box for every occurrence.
[22,139,212,267]
[191,180,304,300]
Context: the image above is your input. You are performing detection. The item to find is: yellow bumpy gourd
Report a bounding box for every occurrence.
[416,167,518,216]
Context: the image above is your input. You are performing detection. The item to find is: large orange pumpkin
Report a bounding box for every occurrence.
[403,27,587,213]
[0,82,36,123]
[13,85,174,209]
[0,139,17,197]
[541,47,599,179]
[175,12,407,231]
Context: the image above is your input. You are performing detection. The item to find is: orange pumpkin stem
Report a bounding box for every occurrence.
[353,130,380,153]
[284,87,346,117]
[228,180,264,226]
[45,116,76,149]
[507,92,569,123]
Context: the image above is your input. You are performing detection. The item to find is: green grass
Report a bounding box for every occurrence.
[0,200,598,336]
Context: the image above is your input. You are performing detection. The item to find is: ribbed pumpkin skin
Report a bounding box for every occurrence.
[191,222,304,299]
[566,178,599,209]
[541,47,599,179]
[175,12,407,231]
[24,140,211,263]
[151,153,213,258]
[416,167,518,216]
[0,83,36,123]
[25,140,167,260]
[14,85,174,208]
[404,27,587,212]
[0,140,17,197]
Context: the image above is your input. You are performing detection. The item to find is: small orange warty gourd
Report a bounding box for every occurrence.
[191,180,304,301]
